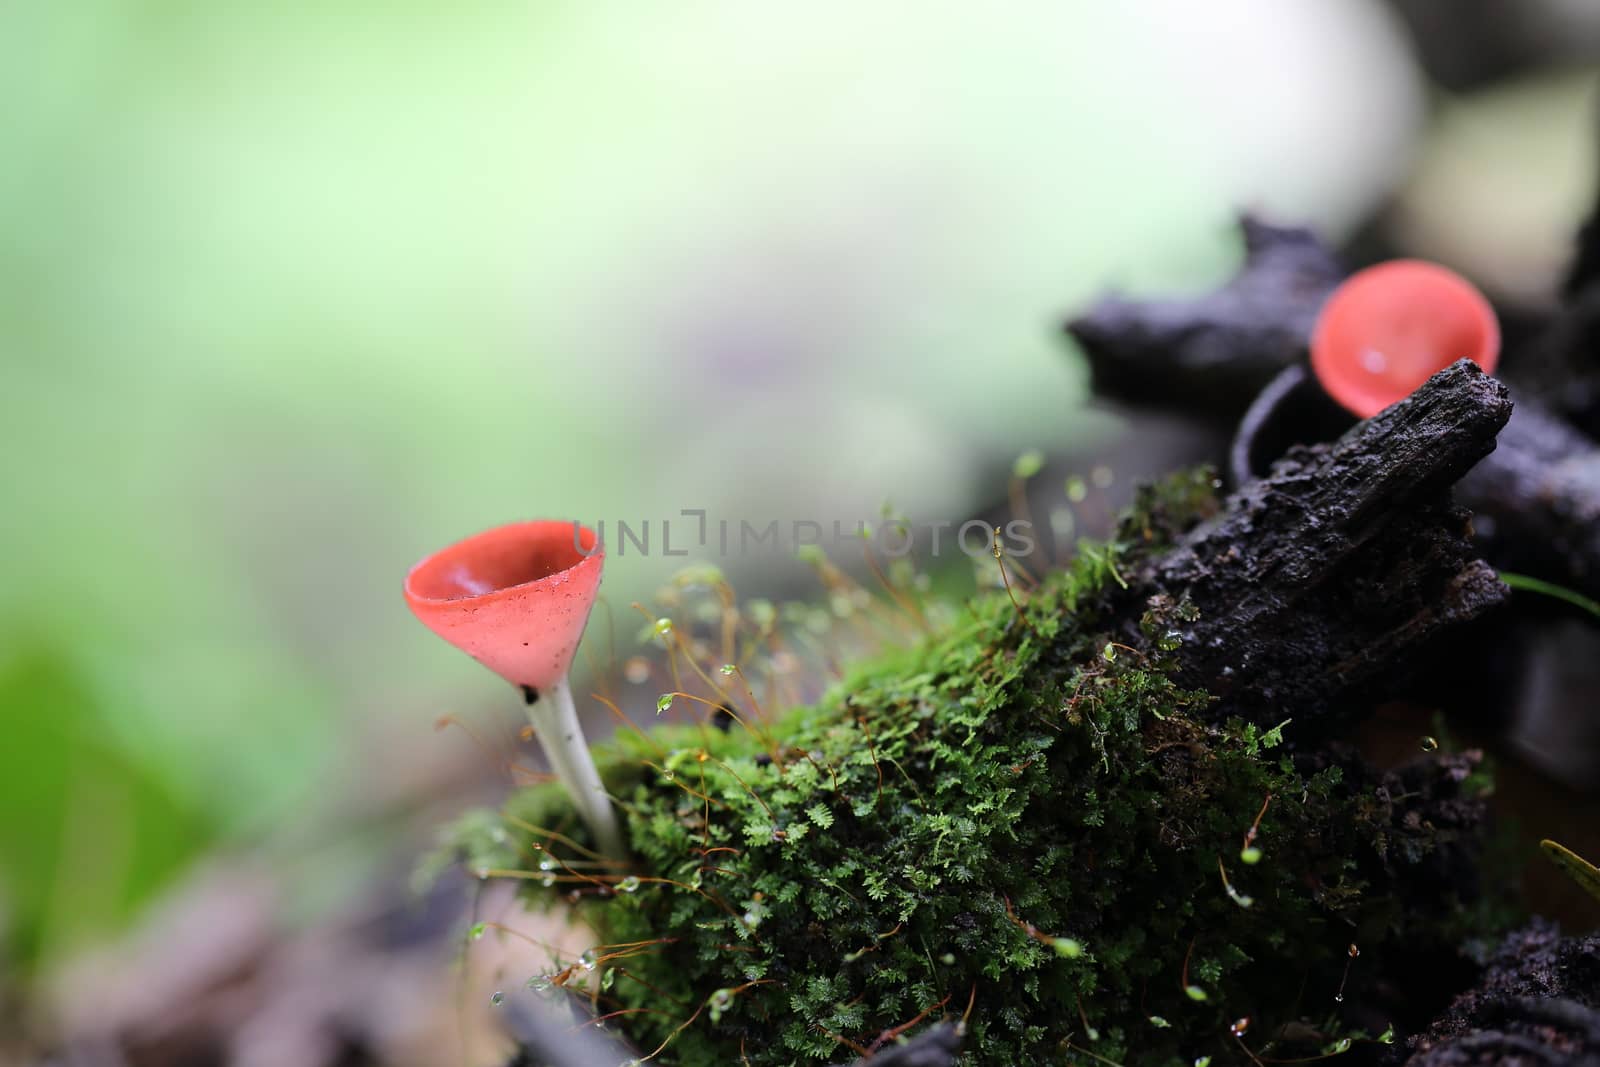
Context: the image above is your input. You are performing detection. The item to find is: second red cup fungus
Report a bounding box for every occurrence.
[1310,259,1500,419]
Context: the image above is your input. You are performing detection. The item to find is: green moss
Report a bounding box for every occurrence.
[445,473,1484,1066]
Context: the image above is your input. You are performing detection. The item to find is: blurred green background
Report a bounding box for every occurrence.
[2,1,1595,1061]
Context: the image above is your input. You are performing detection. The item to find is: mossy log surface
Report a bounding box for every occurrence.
[443,364,1526,1066]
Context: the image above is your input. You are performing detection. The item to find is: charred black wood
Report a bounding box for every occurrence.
[1066,216,1343,417]
[1459,398,1600,602]
[1128,360,1513,727]
[1406,919,1600,1066]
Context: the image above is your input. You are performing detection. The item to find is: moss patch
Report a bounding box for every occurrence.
[443,475,1488,1066]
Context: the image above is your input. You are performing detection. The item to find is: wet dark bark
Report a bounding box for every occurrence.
[1065,216,1343,418]
[1460,400,1600,602]
[1126,360,1513,728]
[1405,920,1600,1066]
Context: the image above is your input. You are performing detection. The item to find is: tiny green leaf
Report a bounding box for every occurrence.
[1541,839,1600,903]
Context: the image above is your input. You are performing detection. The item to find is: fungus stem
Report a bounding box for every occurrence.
[525,676,627,862]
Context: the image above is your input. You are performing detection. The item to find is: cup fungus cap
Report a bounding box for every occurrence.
[1310,259,1500,419]
[404,520,603,692]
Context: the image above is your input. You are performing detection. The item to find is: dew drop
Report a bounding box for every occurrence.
[1348,943,1360,958]
[468,922,487,941]
[618,875,641,893]
[1420,735,1439,752]
[1334,993,1344,1003]
[1230,1016,1251,1037]
[579,950,597,971]
[489,991,504,1006]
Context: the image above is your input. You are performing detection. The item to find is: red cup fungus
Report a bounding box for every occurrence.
[405,520,625,859]
[1310,259,1500,419]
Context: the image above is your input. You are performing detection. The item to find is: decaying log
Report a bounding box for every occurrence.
[1406,919,1600,1066]
[1127,360,1513,727]
[1066,216,1343,416]
[1072,213,1600,607]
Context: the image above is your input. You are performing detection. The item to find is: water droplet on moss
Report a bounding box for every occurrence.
[653,618,673,636]
[618,876,641,893]
[1053,937,1084,959]
[579,950,597,971]
[1420,735,1439,752]
[489,991,504,1006]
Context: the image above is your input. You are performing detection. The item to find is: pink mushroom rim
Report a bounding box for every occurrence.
[1310,259,1501,420]
[403,520,604,695]
[403,520,626,859]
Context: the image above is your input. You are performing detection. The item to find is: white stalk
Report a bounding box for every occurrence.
[526,676,627,862]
